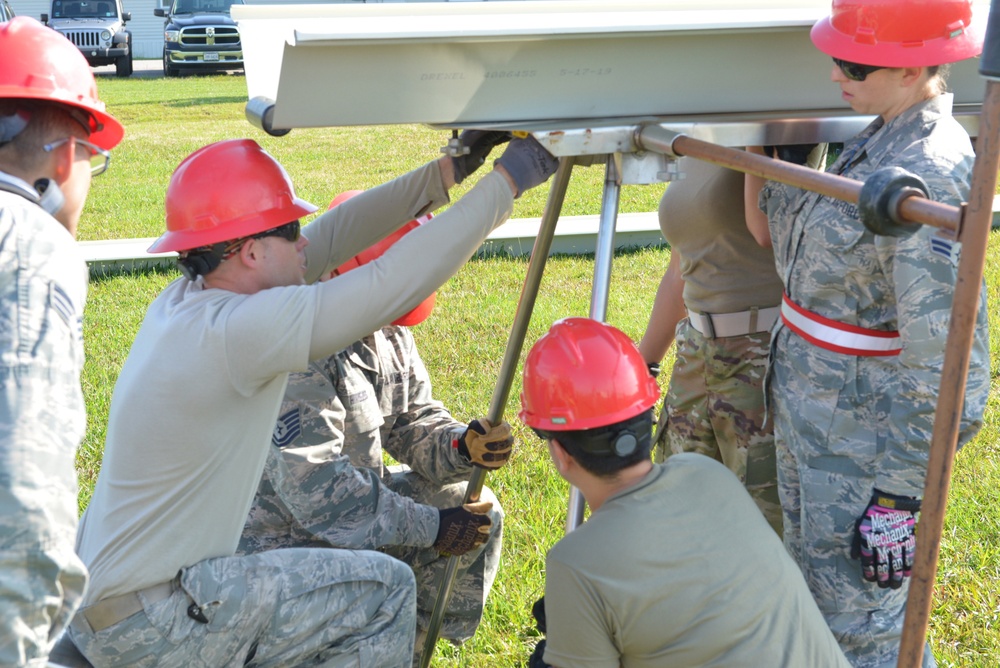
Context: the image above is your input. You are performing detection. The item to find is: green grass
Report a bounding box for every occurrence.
[77,74,1000,666]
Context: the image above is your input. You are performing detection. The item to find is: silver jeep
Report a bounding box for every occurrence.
[41,0,133,77]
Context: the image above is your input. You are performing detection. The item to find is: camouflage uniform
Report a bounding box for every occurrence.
[0,177,88,667]
[656,323,782,533]
[69,547,416,668]
[240,325,503,648]
[760,94,990,667]
[651,158,784,534]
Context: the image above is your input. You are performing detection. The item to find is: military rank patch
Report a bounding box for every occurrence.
[272,408,302,448]
[930,233,960,264]
[52,283,83,339]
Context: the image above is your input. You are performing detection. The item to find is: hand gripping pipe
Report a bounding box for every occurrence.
[419,157,576,668]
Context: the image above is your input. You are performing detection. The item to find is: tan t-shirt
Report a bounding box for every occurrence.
[659,157,782,314]
[543,454,851,668]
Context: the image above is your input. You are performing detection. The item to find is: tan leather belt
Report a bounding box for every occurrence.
[72,579,178,634]
[687,305,780,339]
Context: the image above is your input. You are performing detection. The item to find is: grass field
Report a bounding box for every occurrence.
[75,74,1000,666]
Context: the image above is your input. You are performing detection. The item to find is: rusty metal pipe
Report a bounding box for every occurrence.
[897,79,1000,667]
[635,125,963,233]
[419,157,575,668]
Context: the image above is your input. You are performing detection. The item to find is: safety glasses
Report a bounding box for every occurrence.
[43,136,111,176]
[252,220,301,243]
[222,220,302,260]
[833,57,886,82]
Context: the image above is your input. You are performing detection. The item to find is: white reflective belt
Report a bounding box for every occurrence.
[780,293,902,356]
[686,306,780,339]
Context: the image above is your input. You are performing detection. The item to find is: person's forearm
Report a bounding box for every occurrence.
[302,161,451,283]
[743,148,772,248]
[638,251,685,364]
[309,171,514,361]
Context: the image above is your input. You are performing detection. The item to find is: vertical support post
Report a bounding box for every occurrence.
[565,154,622,533]
[898,4,1000,662]
[897,90,1000,668]
[419,157,575,668]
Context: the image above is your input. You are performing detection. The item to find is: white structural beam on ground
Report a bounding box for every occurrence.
[80,212,665,275]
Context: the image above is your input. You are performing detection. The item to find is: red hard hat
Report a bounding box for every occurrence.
[810,0,984,67]
[149,139,317,254]
[519,318,660,431]
[0,17,123,150]
[327,190,436,327]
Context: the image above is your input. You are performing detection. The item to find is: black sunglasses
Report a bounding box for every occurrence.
[833,57,886,82]
[252,220,301,243]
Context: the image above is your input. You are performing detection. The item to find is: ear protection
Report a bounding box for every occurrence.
[612,431,638,457]
[177,244,225,280]
[34,178,65,216]
[0,177,65,216]
[535,426,643,458]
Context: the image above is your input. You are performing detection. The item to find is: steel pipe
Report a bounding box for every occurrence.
[565,154,622,533]
[419,157,576,668]
[897,77,1000,668]
[635,125,963,234]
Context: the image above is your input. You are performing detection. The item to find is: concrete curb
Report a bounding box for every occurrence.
[81,211,666,276]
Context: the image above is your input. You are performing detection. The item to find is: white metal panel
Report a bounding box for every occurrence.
[235,0,988,130]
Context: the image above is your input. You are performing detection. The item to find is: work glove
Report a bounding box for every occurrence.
[451,130,513,185]
[527,639,550,668]
[456,418,514,469]
[850,489,922,589]
[531,596,547,634]
[494,135,559,198]
[433,501,493,555]
[526,596,549,667]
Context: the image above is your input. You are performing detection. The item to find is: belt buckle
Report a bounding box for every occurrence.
[702,313,716,339]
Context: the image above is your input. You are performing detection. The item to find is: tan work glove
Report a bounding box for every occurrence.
[455,418,514,469]
[433,501,493,555]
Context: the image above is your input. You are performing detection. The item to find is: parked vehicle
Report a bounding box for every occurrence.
[154,0,243,77]
[40,0,133,77]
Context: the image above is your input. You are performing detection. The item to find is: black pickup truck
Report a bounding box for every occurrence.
[154,0,243,77]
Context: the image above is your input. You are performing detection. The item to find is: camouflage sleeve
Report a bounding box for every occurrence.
[382,332,473,486]
[260,442,440,549]
[872,138,988,497]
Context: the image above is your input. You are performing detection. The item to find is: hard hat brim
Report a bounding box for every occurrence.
[810,10,985,68]
[147,198,318,254]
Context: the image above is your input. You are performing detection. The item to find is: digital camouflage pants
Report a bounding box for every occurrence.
[654,321,782,536]
[68,547,416,668]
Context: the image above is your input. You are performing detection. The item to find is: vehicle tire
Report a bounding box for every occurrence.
[114,56,132,77]
[116,46,133,77]
[163,49,179,77]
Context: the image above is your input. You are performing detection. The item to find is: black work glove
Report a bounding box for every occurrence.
[527,639,550,668]
[456,418,514,469]
[850,489,921,589]
[531,596,547,634]
[494,135,559,198]
[452,130,513,185]
[764,143,819,166]
[433,501,493,555]
[647,362,661,379]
